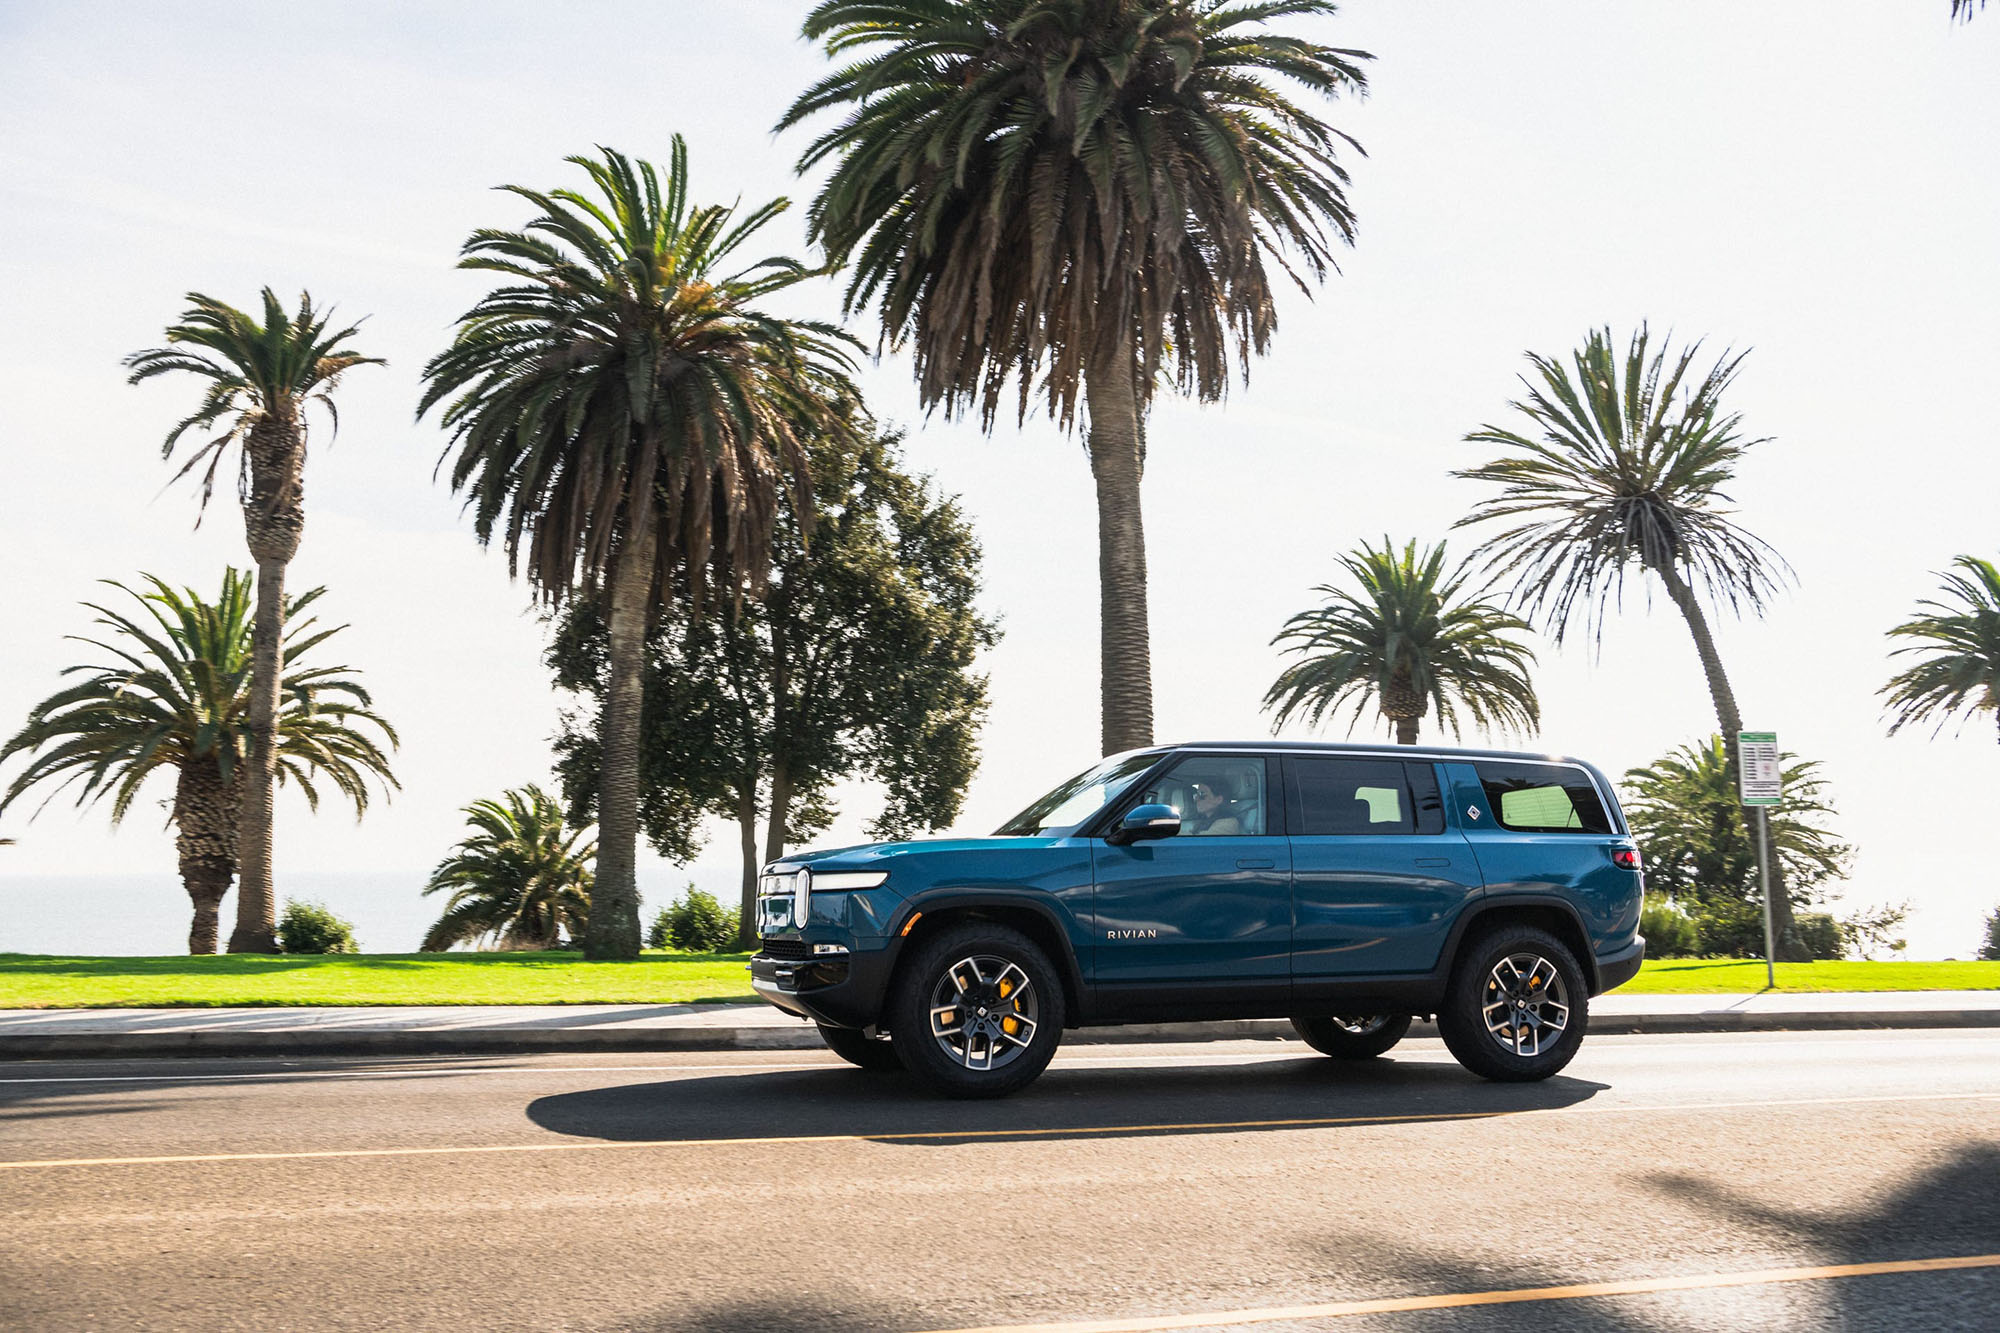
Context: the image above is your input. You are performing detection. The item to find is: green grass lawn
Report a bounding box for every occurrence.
[1617,958,2000,994]
[1,951,1996,1008]
[0,950,759,1008]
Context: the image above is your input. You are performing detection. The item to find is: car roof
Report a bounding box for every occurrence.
[1155,740,1598,767]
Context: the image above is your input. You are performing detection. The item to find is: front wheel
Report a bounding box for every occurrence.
[1437,925,1588,1082]
[816,1024,902,1072]
[887,922,1065,1099]
[1290,1013,1412,1059]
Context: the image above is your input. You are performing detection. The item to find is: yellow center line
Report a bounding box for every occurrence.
[908,1254,2000,1333]
[1,1089,1993,1172]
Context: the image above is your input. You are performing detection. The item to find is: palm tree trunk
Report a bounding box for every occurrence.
[737,784,760,950]
[1085,345,1153,756]
[1656,562,1806,961]
[1394,717,1419,745]
[585,477,657,962]
[175,760,238,955]
[230,413,303,953]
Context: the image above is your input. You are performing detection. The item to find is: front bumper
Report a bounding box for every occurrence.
[1593,935,1646,994]
[749,940,898,1029]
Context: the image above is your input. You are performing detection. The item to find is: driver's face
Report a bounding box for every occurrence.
[1193,782,1224,812]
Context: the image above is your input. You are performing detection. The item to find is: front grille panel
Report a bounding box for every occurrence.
[758,936,813,961]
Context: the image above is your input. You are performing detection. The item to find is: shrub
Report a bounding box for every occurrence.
[1639,895,1700,958]
[1980,907,2000,962]
[278,899,358,954]
[1690,897,1767,959]
[1839,901,1909,960]
[1792,912,1844,961]
[656,887,737,953]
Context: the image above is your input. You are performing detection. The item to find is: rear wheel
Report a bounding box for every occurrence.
[887,922,1065,1099]
[1290,1013,1412,1059]
[1437,924,1588,1082]
[816,1024,902,1072]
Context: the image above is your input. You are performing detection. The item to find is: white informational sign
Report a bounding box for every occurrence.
[1738,731,1782,806]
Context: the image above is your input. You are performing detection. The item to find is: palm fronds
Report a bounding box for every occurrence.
[1264,538,1539,742]
[418,142,860,607]
[1454,324,1790,647]
[781,0,1371,429]
[125,290,381,522]
[1882,555,2000,742]
[421,786,595,950]
[0,572,398,825]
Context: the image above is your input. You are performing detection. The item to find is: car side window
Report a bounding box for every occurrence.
[1132,757,1269,837]
[1473,761,1613,834]
[1293,758,1441,836]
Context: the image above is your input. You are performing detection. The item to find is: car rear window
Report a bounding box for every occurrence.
[1292,758,1445,836]
[1473,762,1613,834]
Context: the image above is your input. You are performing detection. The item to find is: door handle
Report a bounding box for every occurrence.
[1236,859,1276,869]
[1414,858,1452,868]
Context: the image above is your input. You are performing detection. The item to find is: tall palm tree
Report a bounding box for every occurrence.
[0,572,398,953]
[782,0,1369,755]
[126,291,382,952]
[1882,555,2000,744]
[1454,324,1799,951]
[421,786,593,951]
[419,143,859,960]
[1264,538,1538,745]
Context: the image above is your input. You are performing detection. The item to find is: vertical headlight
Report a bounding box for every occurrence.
[793,867,812,930]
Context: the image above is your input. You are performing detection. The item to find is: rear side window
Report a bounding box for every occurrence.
[1474,762,1613,834]
[1292,758,1445,836]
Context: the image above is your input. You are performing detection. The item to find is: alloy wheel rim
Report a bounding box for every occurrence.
[1330,1015,1391,1036]
[1481,952,1570,1058]
[928,954,1039,1071]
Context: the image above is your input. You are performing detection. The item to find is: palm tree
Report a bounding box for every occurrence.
[0,572,398,953]
[419,143,859,960]
[1882,555,2000,744]
[421,786,593,951]
[126,291,383,952]
[1622,736,1850,921]
[1454,324,1798,950]
[782,0,1369,756]
[1264,538,1539,745]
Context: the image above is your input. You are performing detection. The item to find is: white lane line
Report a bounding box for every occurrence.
[908,1254,2000,1333]
[2,1090,1995,1171]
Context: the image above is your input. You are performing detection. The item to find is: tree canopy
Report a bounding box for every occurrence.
[548,419,996,934]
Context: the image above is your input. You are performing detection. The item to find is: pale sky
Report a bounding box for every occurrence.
[1,1,1995,957]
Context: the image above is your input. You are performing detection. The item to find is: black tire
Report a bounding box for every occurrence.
[1437,924,1589,1082]
[816,1024,903,1072]
[1290,1013,1413,1059]
[887,921,1065,1099]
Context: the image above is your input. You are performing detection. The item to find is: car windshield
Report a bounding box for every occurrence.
[994,751,1165,837]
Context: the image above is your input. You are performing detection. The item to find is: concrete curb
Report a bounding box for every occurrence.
[4,1008,1996,1060]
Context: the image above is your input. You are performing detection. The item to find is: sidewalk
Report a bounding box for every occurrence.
[2,990,1996,1059]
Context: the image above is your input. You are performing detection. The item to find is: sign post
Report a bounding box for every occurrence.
[1737,731,1782,988]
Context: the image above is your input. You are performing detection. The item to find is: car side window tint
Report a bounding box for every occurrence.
[1134,757,1269,837]
[1292,758,1421,836]
[1473,761,1613,834]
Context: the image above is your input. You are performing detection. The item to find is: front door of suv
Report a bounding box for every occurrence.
[1090,753,1291,1013]
[1285,756,1483,993]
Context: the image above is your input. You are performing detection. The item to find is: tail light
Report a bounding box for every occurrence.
[1612,848,1641,870]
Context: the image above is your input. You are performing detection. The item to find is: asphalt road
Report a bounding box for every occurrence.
[3,1031,1997,1332]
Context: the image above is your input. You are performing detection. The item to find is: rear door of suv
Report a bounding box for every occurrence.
[1284,754,1483,993]
[1442,760,1637,964]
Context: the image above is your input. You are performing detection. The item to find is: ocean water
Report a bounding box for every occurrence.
[0,868,747,956]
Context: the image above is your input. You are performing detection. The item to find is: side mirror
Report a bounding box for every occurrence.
[1108,803,1181,846]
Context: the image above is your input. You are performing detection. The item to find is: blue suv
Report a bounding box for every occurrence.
[751,742,1646,1097]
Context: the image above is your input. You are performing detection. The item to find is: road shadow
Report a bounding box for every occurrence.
[1273,1143,2000,1332]
[525,1053,1606,1147]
